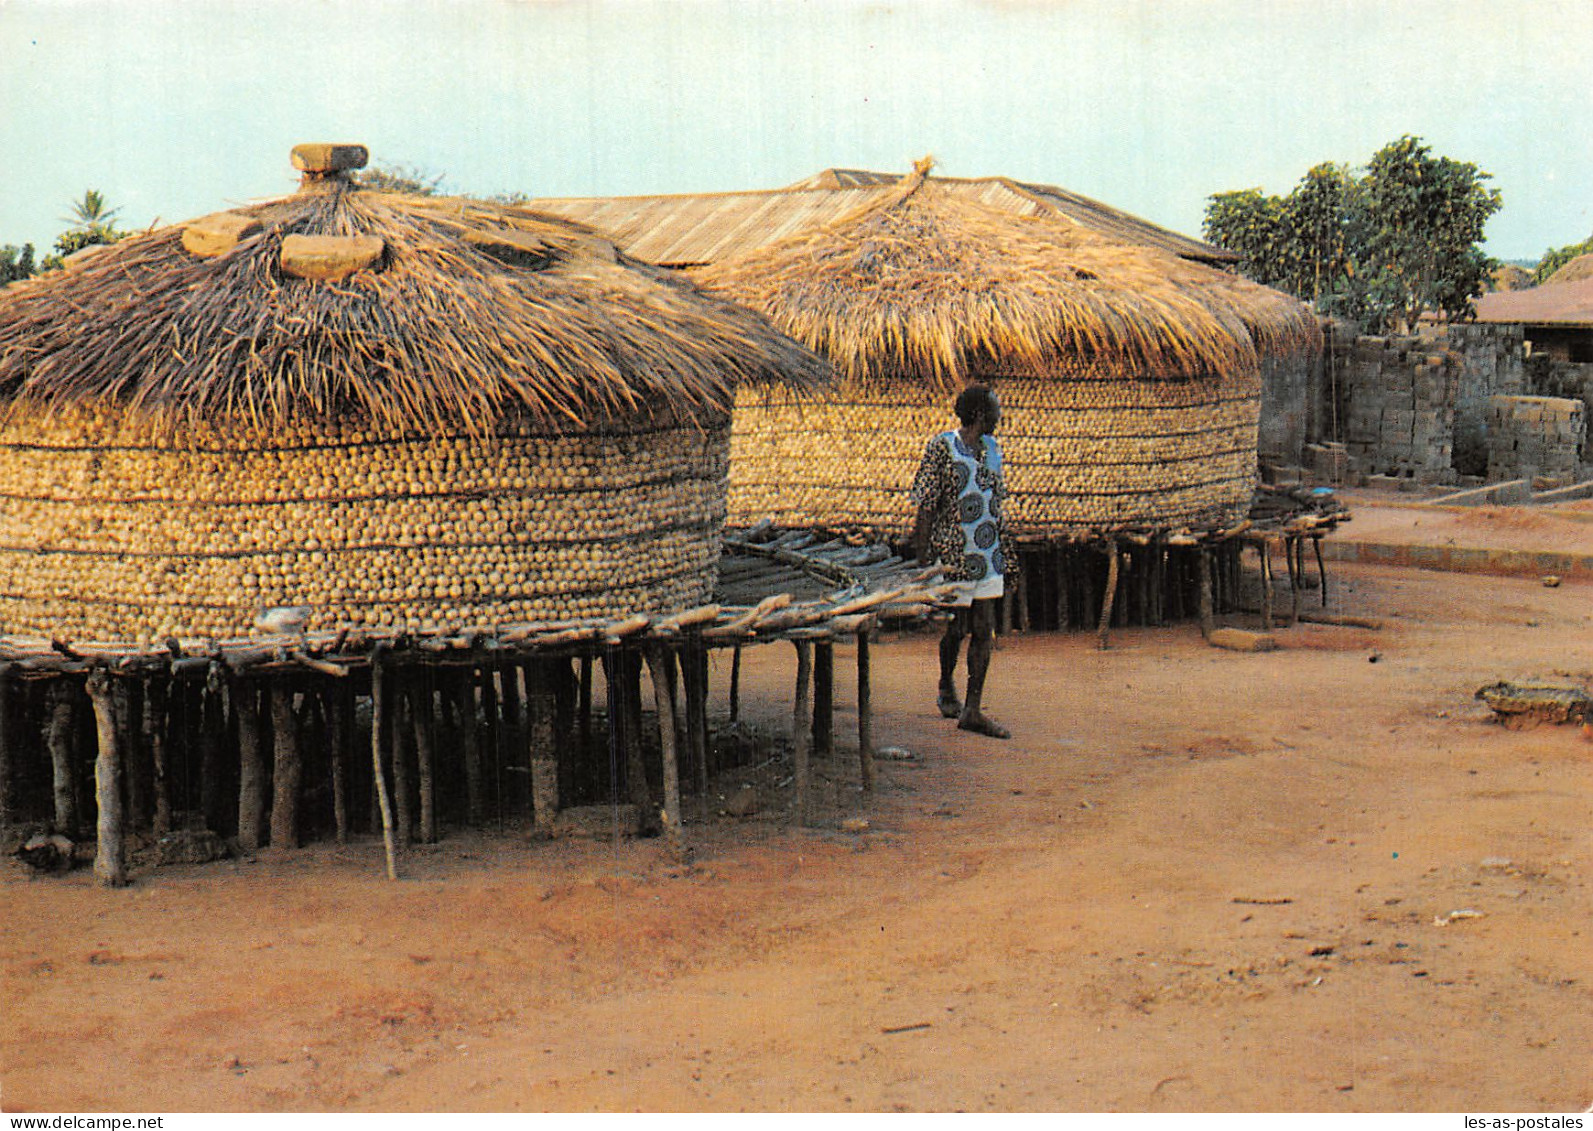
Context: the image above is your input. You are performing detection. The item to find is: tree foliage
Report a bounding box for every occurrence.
[353,164,444,196]
[1532,233,1593,284]
[1204,136,1502,333]
[39,188,132,271]
[1,243,35,286]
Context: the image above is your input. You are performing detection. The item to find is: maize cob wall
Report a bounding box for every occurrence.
[729,363,1261,536]
[0,404,729,643]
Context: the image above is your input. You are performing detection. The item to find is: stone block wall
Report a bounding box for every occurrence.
[1333,333,1460,483]
[1257,342,1323,469]
[1448,323,1525,477]
[1485,395,1587,485]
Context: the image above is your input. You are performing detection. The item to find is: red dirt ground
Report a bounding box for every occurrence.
[3,559,1592,1113]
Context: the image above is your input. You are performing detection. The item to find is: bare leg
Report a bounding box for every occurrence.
[959,598,1009,739]
[937,609,968,717]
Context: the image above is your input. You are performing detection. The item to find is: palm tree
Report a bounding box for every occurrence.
[63,189,121,232]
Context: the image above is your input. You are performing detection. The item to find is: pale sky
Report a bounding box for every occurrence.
[2,0,1589,262]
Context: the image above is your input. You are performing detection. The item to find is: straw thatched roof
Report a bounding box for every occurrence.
[527,167,1237,270]
[1545,253,1593,286]
[0,149,830,437]
[693,161,1319,388]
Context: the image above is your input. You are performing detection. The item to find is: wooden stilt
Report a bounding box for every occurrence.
[577,655,594,764]
[1313,534,1329,607]
[144,675,170,838]
[1286,536,1302,627]
[1055,546,1069,630]
[623,651,653,825]
[1097,543,1121,650]
[0,663,14,843]
[234,677,266,851]
[456,671,484,826]
[116,680,144,833]
[479,665,499,820]
[269,684,301,851]
[330,681,351,845]
[47,680,77,836]
[792,639,813,827]
[500,664,526,815]
[1197,546,1216,640]
[369,647,399,880]
[813,640,834,760]
[393,676,415,845]
[526,660,559,834]
[856,628,875,793]
[681,637,710,822]
[645,644,684,850]
[200,662,227,834]
[1259,541,1275,632]
[1013,565,1029,632]
[412,674,437,844]
[85,669,128,888]
[728,644,742,725]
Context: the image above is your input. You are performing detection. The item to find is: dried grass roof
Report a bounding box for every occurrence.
[0,173,831,437]
[695,162,1320,387]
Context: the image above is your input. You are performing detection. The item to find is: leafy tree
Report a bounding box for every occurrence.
[39,189,131,271]
[1533,233,1593,284]
[1203,136,1502,333]
[1,243,35,286]
[354,164,443,196]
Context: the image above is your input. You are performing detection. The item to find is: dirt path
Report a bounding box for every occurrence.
[4,563,1591,1112]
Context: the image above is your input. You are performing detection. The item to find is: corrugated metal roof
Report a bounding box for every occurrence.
[1474,277,1593,327]
[527,169,1236,268]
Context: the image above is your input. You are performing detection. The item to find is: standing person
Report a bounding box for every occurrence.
[909,383,1011,739]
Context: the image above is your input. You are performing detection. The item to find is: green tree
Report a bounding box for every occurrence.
[1203,136,1502,333]
[0,243,35,286]
[354,164,443,195]
[1533,233,1593,284]
[40,189,131,271]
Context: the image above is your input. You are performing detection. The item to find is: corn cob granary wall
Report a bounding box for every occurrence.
[0,143,829,647]
[701,161,1323,631]
[730,362,1260,536]
[0,405,729,643]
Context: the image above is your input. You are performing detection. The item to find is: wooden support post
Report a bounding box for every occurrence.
[645,644,685,851]
[47,680,77,836]
[369,648,399,880]
[1013,564,1029,632]
[791,639,813,827]
[392,676,415,845]
[0,663,13,843]
[1313,534,1329,608]
[577,655,594,763]
[200,662,227,834]
[856,629,875,793]
[480,665,499,820]
[328,681,352,845]
[500,664,526,815]
[813,640,835,760]
[269,683,301,851]
[623,651,653,825]
[144,674,171,838]
[456,670,484,826]
[1258,541,1275,633]
[1286,536,1302,627]
[1054,547,1069,630]
[526,660,559,834]
[117,680,144,833]
[1197,547,1216,640]
[234,677,266,851]
[1097,543,1121,650]
[412,674,437,844]
[728,644,742,725]
[85,669,128,888]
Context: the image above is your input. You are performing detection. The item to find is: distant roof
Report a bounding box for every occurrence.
[1474,277,1593,328]
[524,167,1237,269]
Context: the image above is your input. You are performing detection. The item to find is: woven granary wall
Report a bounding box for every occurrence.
[729,364,1260,537]
[0,406,729,642]
[1333,334,1460,483]
[1485,395,1586,485]
[1447,323,1526,477]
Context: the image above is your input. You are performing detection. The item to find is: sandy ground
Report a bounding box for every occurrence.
[3,556,1592,1113]
[1329,490,1593,556]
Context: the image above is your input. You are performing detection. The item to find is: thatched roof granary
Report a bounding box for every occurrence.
[694,161,1320,539]
[0,144,828,644]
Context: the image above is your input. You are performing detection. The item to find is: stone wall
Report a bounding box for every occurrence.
[1447,323,1526,477]
[1332,332,1460,483]
[1257,343,1323,469]
[1486,395,1587,486]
